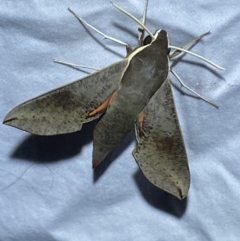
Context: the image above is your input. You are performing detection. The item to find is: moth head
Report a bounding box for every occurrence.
[144,29,169,45]
[143,35,153,45]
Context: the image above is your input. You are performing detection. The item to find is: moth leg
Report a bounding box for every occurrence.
[88,91,117,117]
[138,0,149,46]
[53,59,98,71]
[171,70,218,108]
[111,2,154,40]
[138,109,145,132]
[169,44,224,70]
[134,110,147,145]
[68,8,131,49]
[170,31,210,59]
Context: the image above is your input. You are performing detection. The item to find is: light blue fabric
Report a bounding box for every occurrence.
[0,0,239,240]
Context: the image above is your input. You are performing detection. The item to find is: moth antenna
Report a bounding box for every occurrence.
[169,45,224,70]
[171,70,219,108]
[111,2,154,40]
[170,31,210,58]
[141,0,148,26]
[53,59,99,71]
[138,0,149,45]
[68,8,130,48]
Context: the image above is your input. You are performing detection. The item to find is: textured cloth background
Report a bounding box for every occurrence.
[0,0,239,240]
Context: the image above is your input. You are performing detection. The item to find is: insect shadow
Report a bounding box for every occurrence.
[94,129,188,217]
[134,170,188,217]
[9,120,187,216]
[10,121,95,163]
[93,129,136,182]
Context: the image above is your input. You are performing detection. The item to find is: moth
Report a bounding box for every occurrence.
[3,1,223,199]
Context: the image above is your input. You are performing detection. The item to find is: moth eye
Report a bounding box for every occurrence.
[143,35,152,45]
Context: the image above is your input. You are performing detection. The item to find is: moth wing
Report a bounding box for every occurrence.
[3,60,128,135]
[132,79,190,200]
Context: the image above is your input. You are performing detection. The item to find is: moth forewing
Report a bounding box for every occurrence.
[133,79,190,200]
[3,60,129,135]
[92,30,169,167]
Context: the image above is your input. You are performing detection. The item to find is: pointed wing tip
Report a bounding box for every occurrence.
[3,112,41,135]
[2,118,7,125]
[92,159,101,169]
[161,187,188,200]
[3,107,18,124]
[177,192,188,200]
[3,110,17,125]
[175,186,189,200]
